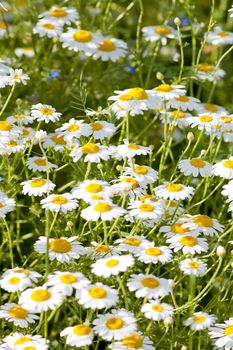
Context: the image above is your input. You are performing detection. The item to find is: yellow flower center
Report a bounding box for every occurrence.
[8,277,20,284]
[50,7,67,17]
[204,103,218,112]
[89,287,107,299]
[8,305,28,319]
[40,107,53,116]
[156,84,173,93]
[140,195,155,202]
[51,135,66,144]
[217,31,229,37]
[198,63,213,72]
[73,30,93,43]
[121,177,138,189]
[14,338,32,346]
[119,88,148,101]
[91,195,104,200]
[91,122,103,131]
[176,95,190,102]
[22,128,30,136]
[34,159,46,166]
[223,160,233,169]
[155,25,171,35]
[171,223,190,234]
[8,140,18,147]
[152,304,164,312]
[192,315,206,323]
[124,238,141,246]
[122,334,143,349]
[43,23,55,30]
[193,215,213,227]
[145,247,161,256]
[73,324,92,336]
[106,317,124,330]
[21,347,37,350]
[180,236,198,247]
[220,116,232,124]
[166,183,182,192]
[171,110,185,119]
[81,143,100,154]
[52,195,68,205]
[190,158,205,168]
[0,21,6,29]
[105,258,119,267]
[60,274,77,284]
[0,121,12,131]
[31,289,51,302]
[141,277,160,288]
[99,39,116,52]
[94,202,112,212]
[30,179,46,188]
[14,268,29,276]
[49,238,71,253]
[85,183,103,193]
[134,165,148,175]
[198,115,213,123]
[224,325,233,336]
[127,144,140,150]
[67,124,80,132]
[188,261,200,268]
[14,114,24,119]
[94,244,110,253]
[139,203,154,212]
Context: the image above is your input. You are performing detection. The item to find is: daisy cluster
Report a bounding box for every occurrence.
[0,1,233,350]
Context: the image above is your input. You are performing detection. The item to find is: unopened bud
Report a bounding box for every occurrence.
[66,221,73,228]
[187,132,194,142]
[97,163,103,170]
[181,347,188,350]
[35,130,47,142]
[116,165,122,172]
[149,144,155,151]
[164,317,173,327]
[174,17,181,26]
[200,149,206,156]
[168,279,175,289]
[216,245,226,257]
[156,72,164,81]
[16,98,23,106]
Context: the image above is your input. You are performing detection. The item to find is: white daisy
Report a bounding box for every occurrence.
[6,113,34,125]
[0,120,21,137]
[89,120,116,139]
[81,200,126,221]
[40,193,78,213]
[109,332,155,350]
[2,267,41,282]
[70,142,112,163]
[31,103,61,123]
[141,300,174,321]
[60,29,100,55]
[47,271,90,296]
[153,83,186,101]
[187,114,217,131]
[40,6,79,25]
[142,25,177,45]
[33,19,63,38]
[205,27,233,45]
[181,214,224,236]
[154,182,194,200]
[212,158,233,179]
[209,318,233,349]
[15,47,35,58]
[127,274,171,299]
[5,68,29,86]
[91,254,134,277]
[185,312,216,330]
[128,199,164,221]
[196,63,226,81]
[111,176,144,197]
[0,303,39,328]
[21,177,55,196]
[197,103,227,116]
[114,139,152,159]
[167,95,200,111]
[178,158,212,177]
[0,273,32,292]
[93,309,137,341]
[34,236,85,263]
[93,37,128,62]
[55,118,92,141]
[88,241,115,257]
[135,243,173,264]
[123,164,158,186]
[160,219,197,239]
[167,234,208,254]
[77,282,118,309]
[179,258,207,276]
[72,179,112,200]
[3,333,48,349]
[60,323,94,348]
[114,235,149,254]
[0,192,15,218]
[26,156,57,172]
[42,133,68,152]
[19,286,64,312]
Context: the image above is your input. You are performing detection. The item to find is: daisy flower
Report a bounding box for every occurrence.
[6,68,29,86]
[205,27,233,45]
[153,83,186,101]
[0,120,21,137]
[114,235,149,254]
[197,103,227,116]
[109,332,155,350]
[178,158,212,177]
[127,274,171,299]
[40,193,78,213]
[88,241,115,257]
[196,63,226,81]
[128,199,164,221]
[34,236,85,263]
[15,47,35,58]
[154,182,194,200]
[114,139,152,159]
[229,5,233,18]
[93,309,137,341]
[19,286,64,312]
[212,157,233,179]
[6,113,34,125]
[47,271,90,296]
[141,300,174,321]
[187,114,217,131]
[0,192,15,218]
[91,254,134,278]
[181,214,224,236]
[81,200,126,221]
[3,333,48,349]
[135,243,173,264]
[0,20,6,39]
[15,342,48,350]
[21,177,56,196]
[60,323,94,348]
[2,267,41,283]
[42,133,68,152]
[0,273,32,292]
[89,120,116,139]
[77,282,118,309]
[0,303,39,328]
[160,220,197,238]
[40,6,79,25]
[185,312,216,330]
[123,164,158,186]
[0,137,25,155]
[60,29,100,55]
[209,318,233,349]
[26,156,57,172]
[167,95,200,111]
[55,118,92,141]
[167,234,208,254]
[70,142,112,163]
[111,176,144,197]
[221,180,233,201]
[31,103,61,123]
[72,179,112,200]
[33,19,63,38]
[179,258,207,276]
[142,25,177,45]
[93,37,128,62]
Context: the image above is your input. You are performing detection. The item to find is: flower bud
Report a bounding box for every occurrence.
[187,132,194,142]
[97,163,103,170]
[168,279,175,289]
[156,72,164,81]
[164,317,173,327]
[174,17,181,26]
[116,165,123,172]
[216,245,226,257]
[200,149,206,156]
[35,130,47,142]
